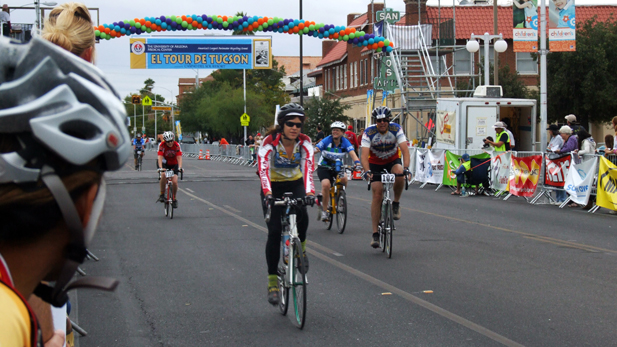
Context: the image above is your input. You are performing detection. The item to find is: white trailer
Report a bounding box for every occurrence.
[433,97,537,151]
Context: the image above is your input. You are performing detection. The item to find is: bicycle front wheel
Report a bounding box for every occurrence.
[385,203,393,258]
[290,238,307,329]
[168,200,174,219]
[336,190,347,234]
[277,266,289,316]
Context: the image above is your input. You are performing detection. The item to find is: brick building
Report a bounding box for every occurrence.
[177,76,215,103]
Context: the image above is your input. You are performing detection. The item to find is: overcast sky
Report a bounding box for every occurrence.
[8,0,614,102]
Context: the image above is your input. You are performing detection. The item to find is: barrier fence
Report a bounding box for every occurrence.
[150,142,617,214]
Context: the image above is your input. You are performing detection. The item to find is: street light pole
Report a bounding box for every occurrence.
[466,32,507,86]
[493,0,499,85]
[299,0,303,106]
[539,0,547,151]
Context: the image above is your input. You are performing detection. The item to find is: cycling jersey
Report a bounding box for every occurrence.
[258,133,315,195]
[132,138,145,149]
[315,135,354,167]
[157,141,182,166]
[361,123,407,165]
[0,254,41,347]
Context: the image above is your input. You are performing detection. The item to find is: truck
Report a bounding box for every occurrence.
[432,95,537,151]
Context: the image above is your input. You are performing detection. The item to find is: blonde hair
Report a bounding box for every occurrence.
[41,2,95,59]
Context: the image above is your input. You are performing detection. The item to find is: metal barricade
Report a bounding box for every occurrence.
[503,151,545,203]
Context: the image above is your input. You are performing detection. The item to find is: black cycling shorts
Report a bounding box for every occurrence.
[369,158,402,182]
[162,163,179,175]
[317,166,337,183]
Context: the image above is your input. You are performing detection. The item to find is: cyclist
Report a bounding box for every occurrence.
[360,106,411,248]
[133,133,145,169]
[258,103,315,305]
[157,131,183,208]
[314,121,361,221]
[0,37,130,346]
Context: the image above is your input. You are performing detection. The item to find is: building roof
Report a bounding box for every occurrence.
[423,5,617,40]
[316,41,348,68]
[349,13,368,29]
[307,69,322,77]
[178,76,214,86]
[275,56,322,76]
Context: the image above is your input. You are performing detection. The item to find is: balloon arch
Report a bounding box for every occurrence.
[95,14,394,53]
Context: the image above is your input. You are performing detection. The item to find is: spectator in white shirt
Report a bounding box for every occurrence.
[0,4,10,37]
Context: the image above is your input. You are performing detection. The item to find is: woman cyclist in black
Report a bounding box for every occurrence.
[257,103,315,305]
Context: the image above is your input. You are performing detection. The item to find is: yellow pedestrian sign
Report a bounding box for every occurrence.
[142,95,152,106]
[240,113,250,126]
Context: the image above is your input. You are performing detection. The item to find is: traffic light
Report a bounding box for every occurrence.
[132,95,141,104]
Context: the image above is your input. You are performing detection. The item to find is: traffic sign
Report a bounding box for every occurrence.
[240,113,250,126]
[376,8,401,24]
[131,95,141,104]
[374,56,397,91]
[152,106,172,111]
[142,95,152,106]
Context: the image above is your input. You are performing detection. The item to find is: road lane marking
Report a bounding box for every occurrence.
[223,205,241,213]
[186,188,195,193]
[349,196,617,255]
[179,188,525,347]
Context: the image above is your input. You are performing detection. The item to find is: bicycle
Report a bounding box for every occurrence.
[157,168,183,219]
[367,169,409,258]
[317,165,353,234]
[135,149,143,171]
[265,193,312,329]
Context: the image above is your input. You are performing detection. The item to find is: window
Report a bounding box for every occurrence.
[336,66,339,91]
[371,59,375,85]
[344,64,348,89]
[354,62,358,88]
[359,61,363,86]
[454,50,471,75]
[430,55,446,75]
[516,52,538,74]
[364,59,368,85]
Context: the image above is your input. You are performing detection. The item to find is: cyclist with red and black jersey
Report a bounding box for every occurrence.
[157,131,183,208]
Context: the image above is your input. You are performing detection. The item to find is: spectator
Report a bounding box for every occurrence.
[553,125,577,205]
[502,118,516,150]
[564,114,586,138]
[357,127,365,148]
[255,132,263,148]
[483,122,511,151]
[603,134,615,156]
[0,4,10,37]
[315,124,325,143]
[345,124,359,151]
[246,135,256,161]
[220,138,229,145]
[547,124,564,152]
[452,153,471,196]
[41,3,95,62]
[574,129,596,156]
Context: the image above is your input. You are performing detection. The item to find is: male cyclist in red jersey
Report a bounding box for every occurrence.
[157,131,183,208]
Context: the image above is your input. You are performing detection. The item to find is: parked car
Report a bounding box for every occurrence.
[181,136,196,144]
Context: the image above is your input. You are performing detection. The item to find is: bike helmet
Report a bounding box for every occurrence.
[163,131,175,141]
[330,121,346,130]
[136,133,142,138]
[277,102,305,126]
[0,36,130,306]
[372,106,392,120]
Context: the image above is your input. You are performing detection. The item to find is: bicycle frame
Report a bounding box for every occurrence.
[328,167,351,216]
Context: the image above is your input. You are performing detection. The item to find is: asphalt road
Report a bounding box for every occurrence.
[72,152,617,347]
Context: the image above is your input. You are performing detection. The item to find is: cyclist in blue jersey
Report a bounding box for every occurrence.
[133,133,145,169]
[361,106,411,248]
[315,121,361,221]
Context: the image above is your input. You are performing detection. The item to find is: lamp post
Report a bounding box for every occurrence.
[153,86,175,139]
[34,0,57,30]
[299,0,303,106]
[465,32,507,86]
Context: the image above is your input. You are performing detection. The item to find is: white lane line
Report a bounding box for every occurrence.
[223,205,241,213]
[186,188,195,193]
[179,188,525,347]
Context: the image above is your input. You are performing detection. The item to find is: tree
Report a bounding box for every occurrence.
[123,79,169,137]
[303,96,351,140]
[547,16,617,124]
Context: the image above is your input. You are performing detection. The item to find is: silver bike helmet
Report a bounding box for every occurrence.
[372,106,392,120]
[277,102,305,125]
[163,131,175,141]
[330,121,346,130]
[0,36,130,306]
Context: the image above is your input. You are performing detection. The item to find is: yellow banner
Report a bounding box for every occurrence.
[597,157,617,211]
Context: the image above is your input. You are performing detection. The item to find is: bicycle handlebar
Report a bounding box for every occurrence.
[263,196,315,223]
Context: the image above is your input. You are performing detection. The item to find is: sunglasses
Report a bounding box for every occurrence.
[376,119,390,123]
[166,140,173,144]
[285,121,303,128]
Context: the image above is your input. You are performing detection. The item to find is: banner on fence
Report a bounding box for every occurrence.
[415,148,429,183]
[491,152,512,191]
[597,157,617,211]
[436,110,456,145]
[544,155,571,187]
[564,156,597,205]
[443,151,491,186]
[509,154,542,197]
[427,149,445,184]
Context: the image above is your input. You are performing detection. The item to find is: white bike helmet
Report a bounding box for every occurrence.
[372,106,392,120]
[330,121,346,131]
[163,131,175,141]
[0,36,130,306]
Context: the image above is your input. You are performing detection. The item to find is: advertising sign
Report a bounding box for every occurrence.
[415,148,429,183]
[175,120,182,141]
[512,0,538,52]
[544,155,571,187]
[491,151,512,191]
[426,149,445,185]
[374,56,397,92]
[549,0,576,51]
[564,155,597,205]
[436,110,456,145]
[597,157,617,211]
[509,155,542,197]
[443,151,490,186]
[130,37,272,69]
[366,89,374,126]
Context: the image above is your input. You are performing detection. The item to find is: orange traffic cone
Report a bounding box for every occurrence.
[205,149,211,160]
[198,149,204,160]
